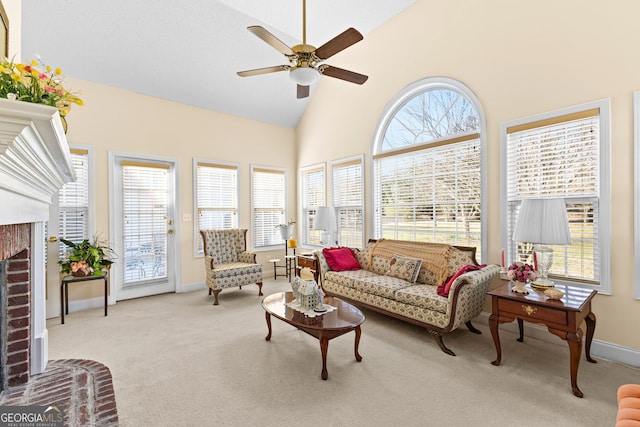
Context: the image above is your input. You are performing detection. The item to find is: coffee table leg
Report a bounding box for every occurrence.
[320,335,329,380]
[354,325,362,362]
[264,312,272,341]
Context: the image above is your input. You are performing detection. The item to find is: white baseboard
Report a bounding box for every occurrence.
[476,312,640,367]
[178,281,207,293]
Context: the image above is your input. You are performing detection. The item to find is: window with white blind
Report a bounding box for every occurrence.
[194,160,239,256]
[251,166,287,249]
[332,156,364,249]
[57,148,92,259]
[372,77,486,261]
[300,164,325,246]
[502,100,610,292]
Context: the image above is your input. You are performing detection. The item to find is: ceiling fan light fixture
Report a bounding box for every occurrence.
[289,67,320,86]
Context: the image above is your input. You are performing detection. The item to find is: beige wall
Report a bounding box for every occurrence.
[57,79,296,301]
[3,0,20,59]
[297,0,640,350]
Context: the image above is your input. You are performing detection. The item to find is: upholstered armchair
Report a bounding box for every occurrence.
[200,229,263,305]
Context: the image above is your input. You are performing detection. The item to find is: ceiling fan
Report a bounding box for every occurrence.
[236,0,368,99]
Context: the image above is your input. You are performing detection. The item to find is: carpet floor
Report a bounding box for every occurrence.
[46,278,638,426]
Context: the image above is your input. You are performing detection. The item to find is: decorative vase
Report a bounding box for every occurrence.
[511,279,529,294]
[71,267,92,277]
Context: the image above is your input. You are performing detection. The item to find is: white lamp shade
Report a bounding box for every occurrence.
[513,198,572,245]
[289,67,320,86]
[313,206,336,231]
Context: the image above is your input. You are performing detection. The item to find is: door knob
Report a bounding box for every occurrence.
[48,236,58,243]
[167,229,174,234]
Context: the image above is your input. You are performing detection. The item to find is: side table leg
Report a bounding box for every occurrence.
[354,325,363,362]
[264,312,272,341]
[517,318,524,342]
[489,313,502,366]
[104,277,108,317]
[60,283,65,325]
[584,312,597,363]
[320,335,329,380]
[567,331,584,398]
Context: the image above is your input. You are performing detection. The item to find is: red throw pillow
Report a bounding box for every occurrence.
[322,247,361,272]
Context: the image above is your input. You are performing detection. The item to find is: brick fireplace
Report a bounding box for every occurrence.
[0,99,75,391]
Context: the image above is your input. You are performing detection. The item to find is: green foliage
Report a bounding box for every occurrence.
[58,238,114,276]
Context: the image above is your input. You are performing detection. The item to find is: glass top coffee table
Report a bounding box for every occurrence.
[262,291,365,380]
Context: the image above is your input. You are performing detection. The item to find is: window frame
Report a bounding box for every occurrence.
[192,158,240,258]
[299,162,325,247]
[250,164,288,251]
[370,76,488,262]
[331,154,365,249]
[500,99,611,293]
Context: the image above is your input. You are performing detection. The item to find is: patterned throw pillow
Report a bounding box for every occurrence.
[386,255,423,283]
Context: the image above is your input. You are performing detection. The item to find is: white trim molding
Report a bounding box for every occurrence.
[634,91,640,300]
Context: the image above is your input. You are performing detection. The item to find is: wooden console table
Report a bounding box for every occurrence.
[60,272,108,324]
[488,282,597,398]
[296,254,320,283]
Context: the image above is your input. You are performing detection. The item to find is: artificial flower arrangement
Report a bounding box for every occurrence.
[58,237,114,277]
[0,56,83,121]
[506,262,537,283]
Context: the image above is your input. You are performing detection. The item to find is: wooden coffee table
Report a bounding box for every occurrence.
[262,291,365,380]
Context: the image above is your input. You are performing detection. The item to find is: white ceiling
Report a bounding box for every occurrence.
[21,0,415,128]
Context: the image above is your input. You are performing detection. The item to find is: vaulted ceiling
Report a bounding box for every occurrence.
[21,0,415,128]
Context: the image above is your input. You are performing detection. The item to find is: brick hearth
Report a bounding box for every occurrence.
[0,359,118,426]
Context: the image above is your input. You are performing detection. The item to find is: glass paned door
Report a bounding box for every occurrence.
[111,155,177,300]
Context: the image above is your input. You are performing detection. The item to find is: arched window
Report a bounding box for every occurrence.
[372,77,487,261]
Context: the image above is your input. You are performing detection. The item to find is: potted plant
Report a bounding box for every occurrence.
[58,237,114,277]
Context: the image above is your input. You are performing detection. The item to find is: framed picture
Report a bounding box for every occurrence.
[0,1,7,59]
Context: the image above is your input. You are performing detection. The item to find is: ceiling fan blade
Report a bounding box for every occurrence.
[315,28,363,60]
[297,85,310,99]
[247,26,295,56]
[321,66,368,85]
[237,65,288,77]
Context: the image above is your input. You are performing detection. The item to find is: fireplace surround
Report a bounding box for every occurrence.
[0,99,74,390]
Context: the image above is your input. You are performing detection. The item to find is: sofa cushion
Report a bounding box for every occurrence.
[448,247,476,277]
[323,247,361,271]
[394,284,448,314]
[324,269,378,289]
[386,255,422,283]
[210,262,262,278]
[352,275,413,299]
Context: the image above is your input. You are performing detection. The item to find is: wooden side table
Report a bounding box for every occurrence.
[488,282,597,397]
[296,254,320,283]
[60,271,109,324]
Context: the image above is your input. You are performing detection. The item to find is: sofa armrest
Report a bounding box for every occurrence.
[238,251,257,264]
[446,264,501,326]
[314,250,331,276]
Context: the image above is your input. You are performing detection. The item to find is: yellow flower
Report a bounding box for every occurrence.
[11,73,22,82]
[0,65,4,73]
[16,63,24,72]
[46,65,51,72]
[55,68,62,75]
[30,59,38,66]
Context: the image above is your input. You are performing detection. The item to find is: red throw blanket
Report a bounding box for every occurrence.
[437,264,486,297]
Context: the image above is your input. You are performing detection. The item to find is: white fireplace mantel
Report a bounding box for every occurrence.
[0,98,75,377]
[0,98,75,227]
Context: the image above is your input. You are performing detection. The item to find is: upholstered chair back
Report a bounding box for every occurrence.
[201,229,248,264]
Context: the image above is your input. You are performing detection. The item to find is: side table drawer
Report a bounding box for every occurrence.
[497,299,568,326]
[297,256,317,269]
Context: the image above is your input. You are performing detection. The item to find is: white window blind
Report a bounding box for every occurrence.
[195,161,238,254]
[122,162,169,285]
[374,135,481,254]
[252,166,286,248]
[57,148,90,259]
[300,165,325,246]
[506,109,601,284]
[332,158,364,249]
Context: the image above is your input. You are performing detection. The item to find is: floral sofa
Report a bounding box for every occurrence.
[316,239,500,356]
[200,229,263,305]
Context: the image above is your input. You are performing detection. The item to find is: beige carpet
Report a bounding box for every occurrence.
[46,278,636,426]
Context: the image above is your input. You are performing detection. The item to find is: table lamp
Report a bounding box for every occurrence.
[313,206,337,247]
[512,198,571,287]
